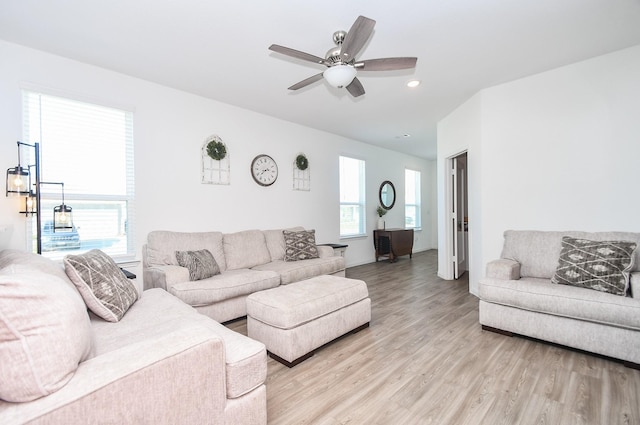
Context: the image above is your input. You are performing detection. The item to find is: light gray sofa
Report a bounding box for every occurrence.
[0,249,267,424]
[479,230,640,367]
[143,227,346,323]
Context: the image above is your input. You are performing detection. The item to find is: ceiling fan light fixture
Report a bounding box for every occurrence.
[323,64,357,88]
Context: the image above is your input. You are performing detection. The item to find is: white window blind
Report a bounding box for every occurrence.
[23,90,135,260]
[339,156,366,237]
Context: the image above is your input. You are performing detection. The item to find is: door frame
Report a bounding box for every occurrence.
[442,150,468,280]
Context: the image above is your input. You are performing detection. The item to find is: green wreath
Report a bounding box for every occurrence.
[206,140,227,161]
[295,154,309,171]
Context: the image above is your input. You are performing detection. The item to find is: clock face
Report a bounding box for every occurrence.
[251,154,278,186]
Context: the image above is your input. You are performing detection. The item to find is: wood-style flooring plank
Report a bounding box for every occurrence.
[226,250,640,425]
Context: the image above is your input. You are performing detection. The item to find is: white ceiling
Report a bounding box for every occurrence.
[2,1,640,159]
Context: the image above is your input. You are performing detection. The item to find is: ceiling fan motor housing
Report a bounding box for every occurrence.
[326,30,350,65]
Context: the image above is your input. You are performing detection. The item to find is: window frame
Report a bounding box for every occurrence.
[339,155,366,238]
[404,168,421,230]
[22,88,136,261]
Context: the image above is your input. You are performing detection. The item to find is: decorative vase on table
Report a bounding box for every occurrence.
[377,218,385,230]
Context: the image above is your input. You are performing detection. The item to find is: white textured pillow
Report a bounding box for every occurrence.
[64,249,138,322]
[0,270,93,402]
[223,230,271,270]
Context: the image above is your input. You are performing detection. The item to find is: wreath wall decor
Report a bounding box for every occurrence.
[295,153,309,171]
[293,153,310,191]
[202,135,230,185]
[206,138,227,161]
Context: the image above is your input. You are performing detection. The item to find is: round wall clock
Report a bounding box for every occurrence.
[251,154,278,186]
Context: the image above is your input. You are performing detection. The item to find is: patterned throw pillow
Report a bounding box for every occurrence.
[176,249,220,281]
[551,236,637,296]
[283,229,319,262]
[64,249,139,322]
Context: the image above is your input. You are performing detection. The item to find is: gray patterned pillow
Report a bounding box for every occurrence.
[283,229,319,262]
[176,249,220,280]
[551,236,637,296]
[64,249,139,322]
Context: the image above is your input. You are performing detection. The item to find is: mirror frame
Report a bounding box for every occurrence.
[379,180,396,210]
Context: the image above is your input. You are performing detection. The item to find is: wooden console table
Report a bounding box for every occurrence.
[373,228,414,263]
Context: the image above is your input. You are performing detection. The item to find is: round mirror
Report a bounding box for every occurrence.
[379,180,396,210]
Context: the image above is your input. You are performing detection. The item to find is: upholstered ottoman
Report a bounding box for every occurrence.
[246,275,371,367]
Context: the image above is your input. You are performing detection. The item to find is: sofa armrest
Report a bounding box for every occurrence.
[317,245,335,258]
[143,265,189,291]
[0,325,226,425]
[630,272,640,299]
[486,259,521,280]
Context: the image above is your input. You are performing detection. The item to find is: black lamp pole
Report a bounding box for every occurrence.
[16,142,42,254]
[34,142,42,254]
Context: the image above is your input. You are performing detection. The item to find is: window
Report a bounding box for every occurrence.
[339,156,365,237]
[23,90,135,260]
[405,169,421,229]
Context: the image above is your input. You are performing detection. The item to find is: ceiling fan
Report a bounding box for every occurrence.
[268,15,417,98]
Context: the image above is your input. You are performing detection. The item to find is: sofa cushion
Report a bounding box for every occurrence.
[283,229,319,262]
[91,288,266,399]
[223,230,271,270]
[64,249,139,322]
[176,249,220,281]
[253,256,345,285]
[501,230,640,278]
[551,236,636,296]
[480,277,640,330]
[263,227,304,261]
[0,269,93,402]
[146,231,226,272]
[168,269,280,306]
[0,249,73,287]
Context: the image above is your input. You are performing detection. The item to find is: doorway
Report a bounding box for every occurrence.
[451,152,468,279]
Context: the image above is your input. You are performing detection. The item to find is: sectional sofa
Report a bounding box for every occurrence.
[0,249,267,424]
[479,230,640,367]
[142,227,346,323]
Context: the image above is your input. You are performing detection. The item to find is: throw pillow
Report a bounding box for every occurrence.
[64,249,139,322]
[551,236,637,296]
[0,270,93,402]
[175,249,220,280]
[283,229,320,262]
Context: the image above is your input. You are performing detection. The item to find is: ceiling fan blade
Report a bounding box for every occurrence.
[288,73,324,90]
[345,77,365,98]
[269,44,328,65]
[354,57,418,71]
[340,16,376,61]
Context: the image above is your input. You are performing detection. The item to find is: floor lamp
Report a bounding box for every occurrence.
[6,141,73,254]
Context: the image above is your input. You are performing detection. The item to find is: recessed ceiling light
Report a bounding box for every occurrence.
[407,80,421,88]
[395,134,411,139]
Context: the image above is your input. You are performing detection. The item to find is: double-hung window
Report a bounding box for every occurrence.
[405,168,421,229]
[23,90,135,260]
[339,156,365,237]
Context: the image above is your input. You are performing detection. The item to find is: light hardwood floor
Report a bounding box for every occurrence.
[227,250,640,425]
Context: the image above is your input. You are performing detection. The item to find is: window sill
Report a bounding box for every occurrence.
[340,234,367,241]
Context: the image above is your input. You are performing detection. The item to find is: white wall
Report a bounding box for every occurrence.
[0,40,436,275]
[437,44,640,295]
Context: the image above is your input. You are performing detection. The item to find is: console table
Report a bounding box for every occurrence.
[373,228,414,263]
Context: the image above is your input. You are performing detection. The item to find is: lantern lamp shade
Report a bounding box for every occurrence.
[6,166,30,196]
[53,204,73,232]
